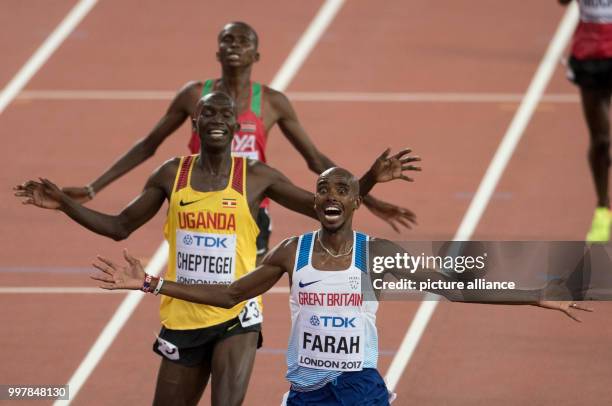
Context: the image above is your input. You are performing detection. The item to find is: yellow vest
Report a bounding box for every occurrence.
[160,155,260,329]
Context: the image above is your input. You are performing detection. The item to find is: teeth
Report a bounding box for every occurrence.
[324,207,341,215]
[209,129,225,137]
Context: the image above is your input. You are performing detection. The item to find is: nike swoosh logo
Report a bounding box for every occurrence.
[299,280,322,288]
[179,198,205,207]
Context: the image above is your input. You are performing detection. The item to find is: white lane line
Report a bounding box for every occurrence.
[17,89,579,103]
[57,1,345,404]
[0,286,290,294]
[0,0,98,114]
[269,0,345,91]
[55,241,168,406]
[384,1,580,392]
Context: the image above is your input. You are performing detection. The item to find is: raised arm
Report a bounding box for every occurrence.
[91,238,295,306]
[255,148,417,220]
[268,88,420,230]
[14,159,176,240]
[62,82,198,202]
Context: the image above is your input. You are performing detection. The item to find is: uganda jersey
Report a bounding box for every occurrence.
[286,231,379,392]
[572,0,612,59]
[160,155,262,329]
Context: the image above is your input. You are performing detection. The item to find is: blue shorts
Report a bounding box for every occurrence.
[286,369,390,406]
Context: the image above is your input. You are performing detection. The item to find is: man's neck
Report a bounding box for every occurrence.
[219,65,253,98]
[197,147,232,176]
[318,223,354,254]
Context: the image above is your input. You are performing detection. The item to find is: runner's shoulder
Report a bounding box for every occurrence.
[264,236,300,269]
[263,86,291,108]
[153,157,183,180]
[245,158,276,176]
[177,81,207,102]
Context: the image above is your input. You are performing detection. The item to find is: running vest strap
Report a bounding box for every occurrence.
[286,231,379,392]
[572,0,612,59]
[160,155,261,329]
[188,79,267,163]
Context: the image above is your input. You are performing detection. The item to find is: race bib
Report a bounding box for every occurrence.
[239,298,263,327]
[175,230,236,285]
[297,309,364,372]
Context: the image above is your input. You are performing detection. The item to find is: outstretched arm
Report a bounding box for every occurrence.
[373,239,593,322]
[62,82,197,202]
[91,239,294,306]
[14,160,175,240]
[269,89,420,230]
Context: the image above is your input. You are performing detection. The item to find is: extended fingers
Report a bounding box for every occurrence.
[378,148,391,160]
[90,271,115,283]
[570,303,594,312]
[95,255,118,271]
[564,309,582,323]
[401,164,422,171]
[123,248,138,265]
[391,148,412,160]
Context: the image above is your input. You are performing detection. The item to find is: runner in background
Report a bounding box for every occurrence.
[561,0,612,241]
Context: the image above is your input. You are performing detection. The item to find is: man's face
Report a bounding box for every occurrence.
[194,94,239,151]
[216,24,259,68]
[314,169,361,231]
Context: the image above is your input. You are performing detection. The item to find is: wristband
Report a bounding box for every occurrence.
[153,277,164,295]
[85,185,96,199]
[141,274,153,293]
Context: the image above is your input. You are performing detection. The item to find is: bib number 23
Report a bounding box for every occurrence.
[239,298,262,327]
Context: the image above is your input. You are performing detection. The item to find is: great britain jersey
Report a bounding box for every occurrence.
[160,155,262,329]
[286,231,379,392]
[572,0,612,59]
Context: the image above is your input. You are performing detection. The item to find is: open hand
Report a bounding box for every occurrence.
[363,195,416,231]
[14,178,65,209]
[536,300,593,322]
[91,249,146,290]
[370,148,421,183]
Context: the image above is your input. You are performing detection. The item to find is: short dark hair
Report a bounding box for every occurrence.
[218,21,259,48]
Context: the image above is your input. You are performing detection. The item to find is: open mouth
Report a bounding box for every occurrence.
[323,205,343,221]
[207,128,228,139]
[227,53,240,61]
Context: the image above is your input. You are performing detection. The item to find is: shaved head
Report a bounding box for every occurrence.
[218,21,259,48]
[317,167,360,196]
[195,91,236,117]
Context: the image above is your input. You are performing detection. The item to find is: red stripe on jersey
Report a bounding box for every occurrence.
[231,157,244,195]
[175,156,194,192]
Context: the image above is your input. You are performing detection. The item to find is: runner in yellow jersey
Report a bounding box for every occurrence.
[15,92,421,406]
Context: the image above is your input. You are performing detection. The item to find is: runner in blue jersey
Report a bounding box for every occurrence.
[91,167,592,405]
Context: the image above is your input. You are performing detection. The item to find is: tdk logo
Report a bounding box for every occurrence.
[183,235,228,248]
[320,316,356,328]
[309,315,320,326]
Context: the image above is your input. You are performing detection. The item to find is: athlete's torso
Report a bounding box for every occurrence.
[572,0,612,59]
[286,231,379,392]
[160,155,262,329]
